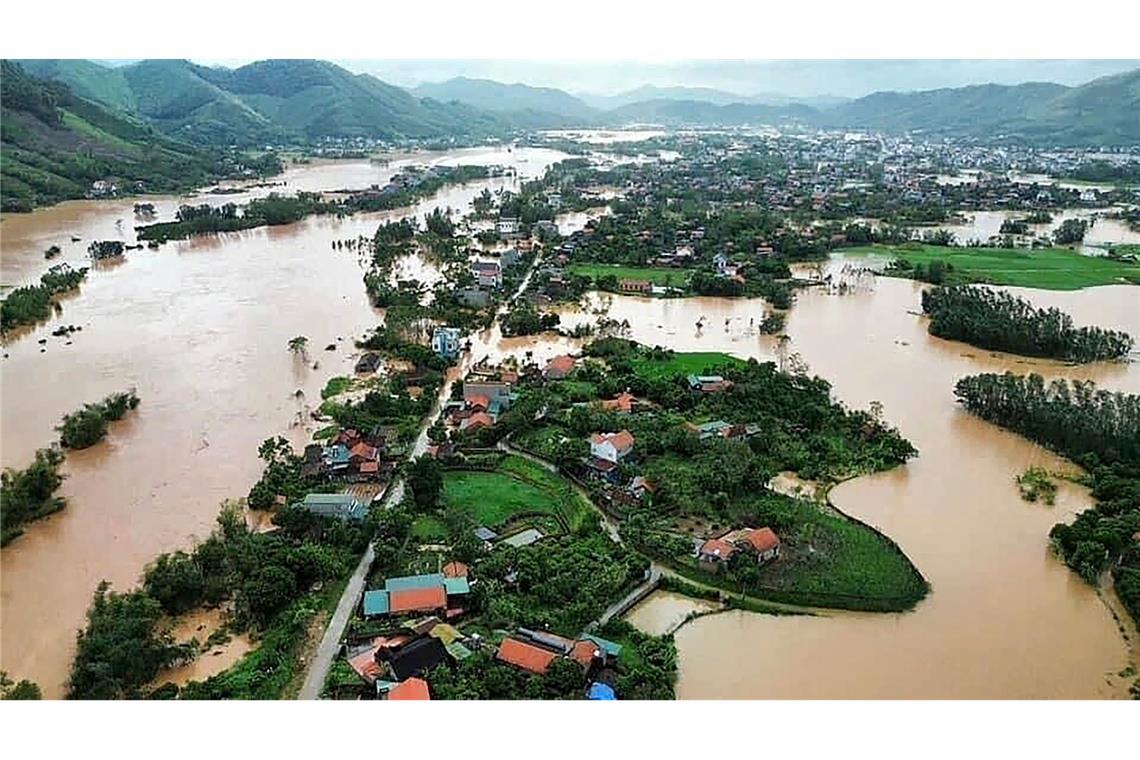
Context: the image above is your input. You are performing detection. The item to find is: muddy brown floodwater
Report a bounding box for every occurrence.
[0,148,568,697]
[4,145,1138,699]
[589,279,1138,698]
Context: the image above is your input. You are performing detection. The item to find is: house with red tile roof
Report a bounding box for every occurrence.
[460,411,494,431]
[389,586,448,615]
[385,677,431,700]
[736,527,782,563]
[545,354,577,380]
[589,430,635,463]
[569,639,600,669]
[349,441,379,463]
[600,391,637,414]
[442,561,469,578]
[466,394,492,413]
[496,638,558,674]
[697,538,736,572]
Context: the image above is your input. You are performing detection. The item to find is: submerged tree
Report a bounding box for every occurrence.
[287,335,309,360]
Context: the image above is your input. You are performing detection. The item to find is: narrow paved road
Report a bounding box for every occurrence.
[298,542,375,699]
[597,565,661,627]
[297,247,544,699]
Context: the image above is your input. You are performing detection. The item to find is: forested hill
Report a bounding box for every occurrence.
[19,59,1140,147]
[16,59,511,145]
[0,61,274,212]
[412,77,597,122]
[822,69,1140,145]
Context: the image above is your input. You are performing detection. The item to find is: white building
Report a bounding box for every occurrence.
[431,327,462,360]
[589,430,635,463]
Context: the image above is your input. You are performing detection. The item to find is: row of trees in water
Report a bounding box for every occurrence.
[954,372,1140,623]
[0,263,88,332]
[58,390,140,449]
[922,285,1133,362]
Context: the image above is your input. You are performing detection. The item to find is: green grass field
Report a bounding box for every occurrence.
[441,456,596,533]
[630,351,745,381]
[567,263,694,286]
[442,471,557,527]
[844,244,1140,290]
[410,515,448,541]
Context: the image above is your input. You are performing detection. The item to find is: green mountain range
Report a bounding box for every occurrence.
[17,58,1140,148]
[412,76,596,122]
[4,59,1138,211]
[18,58,510,144]
[0,60,266,212]
[822,69,1140,143]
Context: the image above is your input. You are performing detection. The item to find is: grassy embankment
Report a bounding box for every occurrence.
[426,455,596,538]
[628,350,745,380]
[845,244,1140,290]
[567,263,695,287]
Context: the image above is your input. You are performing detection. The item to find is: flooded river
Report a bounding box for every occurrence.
[594,280,1137,698]
[933,208,1140,253]
[3,146,1138,699]
[0,147,568,697]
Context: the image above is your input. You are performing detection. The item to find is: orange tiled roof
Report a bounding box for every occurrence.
[387,677,430,700]
[546,355,576,373]
[569,639,598,668]
[601,392,636,413]
[742,527,781,553]
[442,561,469,578]
[348,649,382,683]
[496,638,557,674]
[463,412,494,429]
[389,586,447,614]
[700,538,736,560]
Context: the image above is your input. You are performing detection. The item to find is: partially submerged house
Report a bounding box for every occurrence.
[471,260,502,289]
[618,279,653,294]
[544,354,577,380]
[462,380,513,413]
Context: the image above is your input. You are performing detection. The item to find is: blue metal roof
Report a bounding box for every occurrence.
[581,634,623,658]
[443,577,471,596]
[363,590,390,616]
[384,573,445,592]
[588,682,616,700]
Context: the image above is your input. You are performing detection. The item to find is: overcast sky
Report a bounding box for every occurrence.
[101,59,1140,99]
[337,60,1140,97]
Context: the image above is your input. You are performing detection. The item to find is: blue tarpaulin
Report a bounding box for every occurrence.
[588,682,616,701]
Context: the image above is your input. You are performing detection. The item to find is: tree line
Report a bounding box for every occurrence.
[0,447,67,546]
[953,372,1140,624]
[58,390,140,449]
[922,285,1133,362]
[68,486,374,699]
[0,263,88,332]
